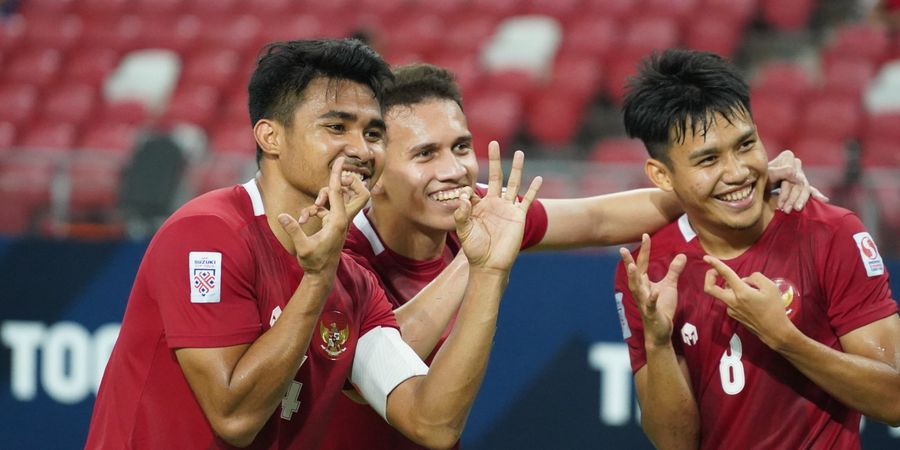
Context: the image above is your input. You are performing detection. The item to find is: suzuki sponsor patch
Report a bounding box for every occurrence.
[190,251,222,303]
[853,232,884,277]
[615,292,631,339]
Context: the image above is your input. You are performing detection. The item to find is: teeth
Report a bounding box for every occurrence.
[341,170,365,182]
[719,186,752,202]
[429,188,462,202]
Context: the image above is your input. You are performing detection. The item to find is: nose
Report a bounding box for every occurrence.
[721,152,751,184]
[343,132,374,163]
[434,150,467,182]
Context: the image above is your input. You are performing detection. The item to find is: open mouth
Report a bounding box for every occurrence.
[428,187,465,202]
[341,166,371,184]
[714,183,756,207]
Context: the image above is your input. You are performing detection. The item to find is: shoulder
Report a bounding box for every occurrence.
[148,186,254,256]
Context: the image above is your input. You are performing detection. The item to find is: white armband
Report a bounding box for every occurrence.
[350,326,429,421]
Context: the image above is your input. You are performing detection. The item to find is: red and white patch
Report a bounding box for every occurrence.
[853,232,884,277]
[190,251,222,303]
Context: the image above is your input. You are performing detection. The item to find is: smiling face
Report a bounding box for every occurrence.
[648,110,773,236]
[374,98,478,234]
[261,77,386,201]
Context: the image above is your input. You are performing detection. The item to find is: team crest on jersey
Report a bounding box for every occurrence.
[319,310,350,360]
[853,232,884,277]
[681,323,698,346]
[773,277,800,319]
[190,251,221,303]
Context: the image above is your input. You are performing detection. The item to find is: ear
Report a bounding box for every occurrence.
[253,119,282,158]
[645,158,674,192]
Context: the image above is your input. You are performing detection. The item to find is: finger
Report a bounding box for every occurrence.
[503,150,524,201]
[315,187,329,208]
[625,261,640,297]
[663,253,687,284]
[342,172,371,218]
[777,180,791,210]
[518,176,542,210]
[702,255,748,293]
[277,213,309,248]
[746,272,776,292]
[327,157,347,217]
[703,268,736,306]
[453,189,473,232]
[636,234,651,274]
[486,141,503,197]
[782,161,805,213]
[810,186,829,203]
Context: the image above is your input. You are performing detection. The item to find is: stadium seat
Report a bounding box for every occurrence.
[0,121,15,150]
[643,0,700,22]
[623,17,680,55]
[822,57,876,98]
[825,24,891,64]
[751,94,799,146]
[190,155,253,195]
[760,0,815,30]
[18,0,76,15]
[80,15,143,52]
[560,15,620,59]
[23,14,84,51]
[17,123,78,153]
[533,173,573,199]
[64,48,120,87]
[684,12,744,58]
[0,157,55,234]
[700,0,758,25]
[137,14,203,53]
[789,137,847,169]
[209,121,258,157]
[464,91,523,159]
[3,48,62,86]
[0,16,25,54]
[583,0,639,20]
[470,0,521,17]
[181,49,242,90]
[428,52,483,96]
[527,0,582,21]
[258,14,325,45]
[189,0,240,15]
[862,112,900,144]
[97,100,148,126]
[799,94,862,142]
[78,122,141,156]
[67,155,124,212]
[525,92,584,146]
[438,14,496,54]
[197,15,262,53]
[41,83,98,125]
[549,52,604,100]
[603,53,644,104]
[0,84,39,126]
[75,0,131,15]
[243,0,293,14]
[860,139,900,169]
[384,14,444,56]
[482,70,537,100]
[132,0,186,14]
[162,85,221,129]
[588,137,647,164]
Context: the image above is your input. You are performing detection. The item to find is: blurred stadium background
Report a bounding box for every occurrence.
[0,0,898,448]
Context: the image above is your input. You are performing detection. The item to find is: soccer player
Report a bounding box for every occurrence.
[322,64,825,450]
[616,49,900,449]
[85,39,542,449]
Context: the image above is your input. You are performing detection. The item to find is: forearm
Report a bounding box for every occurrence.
[405,269,507,441]
[773,328,900,425]
[638,342,699,450]
[394,252,470,359]
[538,189,682,249]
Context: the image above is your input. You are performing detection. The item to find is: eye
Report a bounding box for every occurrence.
[325,123,345,133]
[365,129,384,142]
[739,139,756,151]
[415,148,435,159]
[698,155,717,166]
[452,142,473,154]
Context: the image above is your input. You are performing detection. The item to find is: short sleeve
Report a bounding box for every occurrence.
[615,258,648,373]
[821,214,898,336]
[147,215,261,348]
[522,198,549,249]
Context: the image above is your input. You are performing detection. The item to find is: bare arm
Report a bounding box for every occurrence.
[393,251,470,359]
[383,143,542,449]
[704,257,900,426]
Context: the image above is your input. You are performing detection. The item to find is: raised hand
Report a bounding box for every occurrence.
[277,157,359,275]
[703,256,795,348]
[619,234,687,347]
[454,141,542,273]
[767,149,829,213]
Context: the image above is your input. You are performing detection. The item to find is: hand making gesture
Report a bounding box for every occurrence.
[277,157,370,275]
[454,141,542,273]
[619,234,687,347]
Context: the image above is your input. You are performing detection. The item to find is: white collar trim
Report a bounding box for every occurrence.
[242,179,265,217]
[353,210,385,256]
[677,214,697,242]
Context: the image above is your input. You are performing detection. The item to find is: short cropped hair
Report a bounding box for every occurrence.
[382,63,463,111]
[622,49,752,166]
[247,39,392,162]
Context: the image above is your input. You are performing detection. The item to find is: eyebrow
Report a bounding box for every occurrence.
[688,127,757,160]
[319,110,386,131]
[407,134,473,155]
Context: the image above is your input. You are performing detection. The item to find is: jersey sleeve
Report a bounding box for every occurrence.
[615,258,648,373]
[147,214,261,348]
[472,184,548,249]
[820,213,898,336]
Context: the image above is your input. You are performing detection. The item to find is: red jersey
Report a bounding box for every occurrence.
[86,181,398,449]
[320,193,548,450]
[616,200,897,450]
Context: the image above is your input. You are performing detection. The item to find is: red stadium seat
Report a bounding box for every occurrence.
[588,137,647,164]
[751,62,815,101]
[197,15,262,53]
[533,173,573,199]
[751,94,799,146]
[208,121,257,157]
[428,52,483,96]
[583,0,640,20]
[464,91,523,159]
[75,0,131,15]
[181,49,242,90]
[80,15,144,52]
[18,0,77,15]
[525,92,584,146]
[17,123,78,153]
[384,14,444,56]
[684,12,744,58]
[41,84,98,125]
[0,16,25,54]
[243,0,293,14]
[860,139,900,169]
[527,0,582,20]
[414,0,468,16]
[700,0,758,25]
[97,100,148,126]
[67,154,124,211]
[826,24,891,64]
[561,15,620,59]
[0,121,15,150]
[789,137,847,169]
[23,14,84,51]
[189,0,240,15]
[549,52,604,100]
[799,94,862,142]
[0,84,39,126]
[862,112,900,144]
[822,57,876,98]
[470,0,521,17]
[623,17,680,55]
[162,85,221,129]
[438,14,496,54]
[3,48,62,86]
[0,157,54,234]
[603,53,643,105]
[190,155,253,195]
[643,0,700,22]
[136,14,202,53]
[482,70,537,100]
[258,14,324,44]
[132,0,186,14]
[78,122,140,156]
[761,0,815,30]
[64,47,120,87]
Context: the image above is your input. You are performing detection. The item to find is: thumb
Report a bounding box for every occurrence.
[454,190,473,237]
[278,213,309,246]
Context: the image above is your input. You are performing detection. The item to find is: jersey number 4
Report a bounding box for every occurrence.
[281,381,303,420]
[719,334,745,395]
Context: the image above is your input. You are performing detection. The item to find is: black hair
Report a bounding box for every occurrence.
[247,38,392,162]
[382,63,463,112]
[622,49,752,166]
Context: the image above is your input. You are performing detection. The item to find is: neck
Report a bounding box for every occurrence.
[691,200,777,260]
[255,172,320,256]
[369,199,448,260]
